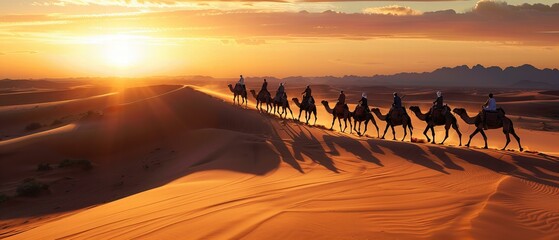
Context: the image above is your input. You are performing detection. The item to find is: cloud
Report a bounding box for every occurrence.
[235,38,267,45]
[2,1,559,46]
[0,51,39,55]
[32,0,287,6]
[363,5,421,16]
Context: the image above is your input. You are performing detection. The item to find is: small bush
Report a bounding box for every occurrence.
[58,159,92,170]
[25,122,43,131]
[16,178,49,197]
[37,163,52,171]
[0,193,8,204]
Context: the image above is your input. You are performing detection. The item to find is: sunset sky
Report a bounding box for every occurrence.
[1,0,558,78]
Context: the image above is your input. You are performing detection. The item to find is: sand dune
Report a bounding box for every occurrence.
[1,84,559,239]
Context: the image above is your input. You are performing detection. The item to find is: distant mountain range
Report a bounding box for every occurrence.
[367,64,559,89]
[3,64,559,90]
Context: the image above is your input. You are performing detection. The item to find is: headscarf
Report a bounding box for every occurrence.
[437,91,442,97]
[362,92,367,98]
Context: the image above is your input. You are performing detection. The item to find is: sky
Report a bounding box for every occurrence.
[0,0,558,78]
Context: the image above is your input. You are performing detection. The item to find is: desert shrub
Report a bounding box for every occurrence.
[16,178,49,197]
[25,122,42,131]
[0,193,8,204]
[58,159,92,170]
[51,119,63,126]
[37,163,52,171]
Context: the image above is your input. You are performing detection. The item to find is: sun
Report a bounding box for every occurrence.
[101,35,143,68]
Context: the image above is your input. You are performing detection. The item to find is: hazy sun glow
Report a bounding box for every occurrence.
[99,35,144,68]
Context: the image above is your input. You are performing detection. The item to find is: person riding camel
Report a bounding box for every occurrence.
[301,85,314,108]
[238,74,246,92]
[275,82,285,102]
[388,92,403,122]
[428,91,445,121]
[338,91,346,105]
[259,78,270,98]
[482,93,497,129]
[393,92,402,109]
[358,92,370,114]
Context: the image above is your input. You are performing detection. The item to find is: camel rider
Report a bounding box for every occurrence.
[388,92,403,122]
[482,93,497,129]
[302,85,314,107]
[429,91,444,119]
[358,92,370,113]
[238,75,246,92]
[260,79,270,98]
[337,91,348,109]
[393,92,402,109]
[276,82,285,102]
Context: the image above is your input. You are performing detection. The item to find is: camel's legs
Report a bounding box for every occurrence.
[349,118,353,134]
[391,125,396,140]
[330,116,336,130]
[313,111,317,125]
[430,126,436,143]
[510,127,523,151]
[381,124,390,139]
[297,109,303,121]
[480,129,488,149]
[502,129,511,150]
[441,124,451,144]
[401,125,407,141]
[423,126,431,142]
[452,120,462,146]
[341,118,346,132]
[466,128,480,147]
[372,121,379,138]
[363,119,369,136]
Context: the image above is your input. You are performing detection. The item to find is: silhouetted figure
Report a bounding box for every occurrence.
[428,91,445,121]
[301,85,314,108]
[275,82,285,102]
[434,91,443,109]
[259,78,270,98]
[238,74,246,92]
[482,93,497,129]
[338,91,346,105]
[393,92,402,109]
[358,92,370,113]
[388,92,403,122]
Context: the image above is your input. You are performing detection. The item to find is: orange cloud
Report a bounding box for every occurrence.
[363,5,421,16]
[2,1,559,45]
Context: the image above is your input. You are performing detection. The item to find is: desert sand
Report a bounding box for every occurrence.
[1,82,558,239]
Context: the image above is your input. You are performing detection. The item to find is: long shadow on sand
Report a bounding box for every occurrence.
[323,134,383,166]
[366,139,450,174]
[282,123,339,173]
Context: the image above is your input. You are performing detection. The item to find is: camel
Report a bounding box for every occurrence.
[452,108,522,151]
[292,97,317,125]
[321,100,353,133]
[371,108,413,141]
[409,106,462,145]
[273,94,295,119]
[351,105,380,137]
[227,83,247,106]
[250,89,272,113]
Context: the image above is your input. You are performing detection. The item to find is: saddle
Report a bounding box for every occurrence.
[355,105,365,116]
[390,107,404,119]
[335,103,348,113]
[480,107,505,126]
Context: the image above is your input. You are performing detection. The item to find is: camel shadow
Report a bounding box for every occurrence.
[367,139,450,174]
[282,124,339,173]
[323,134,383,166]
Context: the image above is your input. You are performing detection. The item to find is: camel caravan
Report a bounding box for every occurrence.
[229,77,523,152]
